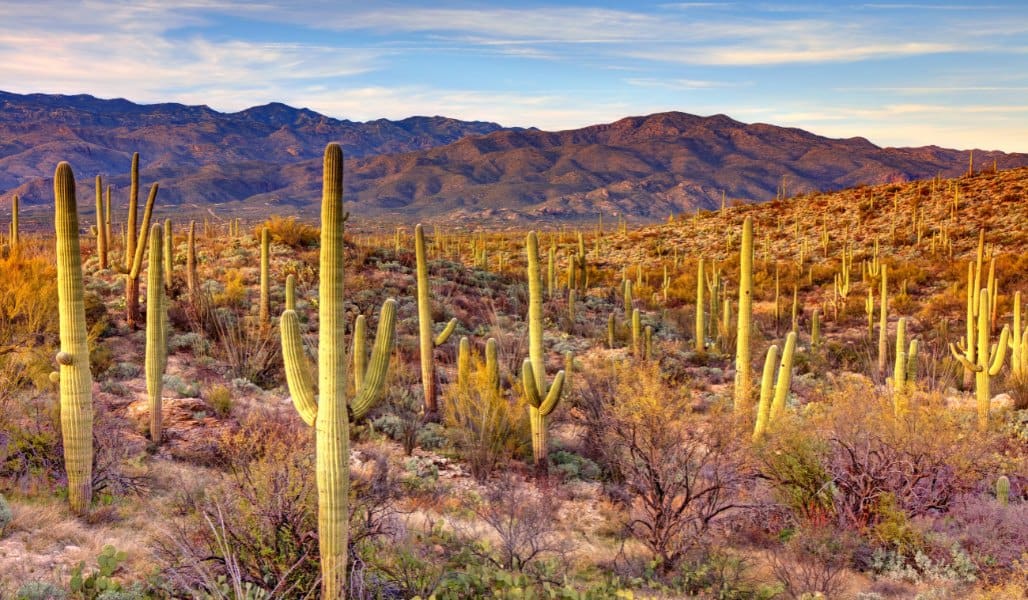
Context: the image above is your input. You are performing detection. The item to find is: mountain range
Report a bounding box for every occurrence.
[3,90,1027,225]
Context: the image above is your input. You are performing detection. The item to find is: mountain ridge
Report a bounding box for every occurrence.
[3,91,1027,224]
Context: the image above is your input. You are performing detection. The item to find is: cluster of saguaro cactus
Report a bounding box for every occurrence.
[890,317,918,417]
[956,231,1000,389]
[523,231,566,469]
[415,223,458,418]
[753,331,797,440]
[53,162,93,514]
[734,216,754,415]
[145,224,167,443]
[280,143,398,598]
[125,154,160,328]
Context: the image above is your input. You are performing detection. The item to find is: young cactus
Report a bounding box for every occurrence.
[950,288,1010,430]
[53,162,93,514]
[523,231,566,469]
[734,216,754,415]
[996,475,1010,506]
[145,224,167,443]
[415,223,458,418]
[279,143,398,598]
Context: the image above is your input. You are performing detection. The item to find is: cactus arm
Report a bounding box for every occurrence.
[125,152,138,271]
[434,318,458,346]
[538,370,565,417]
[285,273,296,311]
[522,359,542,408]
[350,298,397,422]
[988,326,1010,377]
[352,314,367,393]
[281,310,317,427]
[128,183,159,280]
[949,343,982,372]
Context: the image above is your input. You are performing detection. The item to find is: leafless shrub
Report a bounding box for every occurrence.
[768,525,857,599]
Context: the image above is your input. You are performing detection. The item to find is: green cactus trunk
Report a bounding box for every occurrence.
[95,176,108,269]
[126,174,158,329]
[878,264,889,375]
[125,152,138,272]
[753,344,779,441]
[186,221,197,295]
[279,144,396,598]
[145,224,167,444]
[285,273,296,311]
[259,227,270,327]
[54,162,93,514]
[734,216,753,415]
[163,219,173,289]
[695,258,705,352]
[415,223,457,418]
[996,475,1010,506]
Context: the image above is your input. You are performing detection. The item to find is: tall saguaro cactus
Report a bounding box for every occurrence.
[53,162,93,514]
[523,231,566,469]
[279,143,397,598]
[10,194,19,253]
[951,288,1009,430]
[734,216,754,415]
[259,227,270,327]
[415,223,458,418]
[145,224,167,444]
[695,258,705,352]
[95,176,108,269]
[186,220,197,295]
[1010,291,1026,379]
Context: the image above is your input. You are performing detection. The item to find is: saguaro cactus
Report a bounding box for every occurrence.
[259,227,270,327]
[145,224,167,443]
[163,219,173,289]
[53,162,93,514]
[95,176,108,269]
[877,264,889,375]
[996,475,1010,506]
[415,223,458,418]
[523,231,566,469]
[695,258,705,352]
[950,288,1009,430]
[279,143,397,598]
[1010,291,1026,378]
[734,216,754,415]
[10,193,19,252]
[186,220,197,295]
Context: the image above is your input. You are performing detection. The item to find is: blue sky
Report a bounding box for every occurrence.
[2,1,1027,150]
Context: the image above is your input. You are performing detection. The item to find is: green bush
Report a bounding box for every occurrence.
[15,582,66,600]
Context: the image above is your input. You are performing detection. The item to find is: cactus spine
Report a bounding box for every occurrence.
[950,288,1009,430]
[415,223,458,418]
[734,216,753,414]
[259,227,270,327]
[145,224,167,443]
[95,176,108,269]
[54,162,93,514]
[523,231,566,469]
[279,143,397,598]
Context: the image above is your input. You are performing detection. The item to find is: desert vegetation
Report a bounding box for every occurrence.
[0,148,1025,599]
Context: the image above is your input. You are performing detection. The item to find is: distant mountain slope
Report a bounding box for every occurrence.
[3,91,1028,225]
[0,90,504,198]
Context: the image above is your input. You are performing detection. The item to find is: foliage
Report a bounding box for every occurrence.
[68,545,128,600]
[258,215,319,249]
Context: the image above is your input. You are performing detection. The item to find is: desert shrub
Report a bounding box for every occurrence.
[259,215,319,249]
[768,525,858,600]
[603,361,750,574]
[921,493,1028,577]
[443,357,529,481]
[0,253,60,399]
[189,291,281,387]
[14,582,66,600]
[453,474,569,574]
[758,421,834,523]
[0,493,11,536]
[549,450,600,481]
[205,384,233,418]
